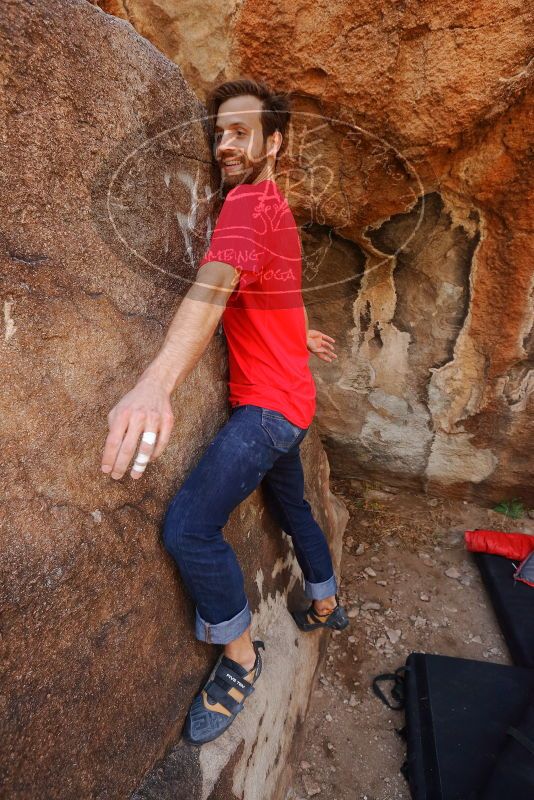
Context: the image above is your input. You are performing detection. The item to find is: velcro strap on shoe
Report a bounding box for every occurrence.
[214,662,255,697]
[309,606,327,623]
[204,680,244,714]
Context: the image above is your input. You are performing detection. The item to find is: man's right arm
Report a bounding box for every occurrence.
[101,261,239,480]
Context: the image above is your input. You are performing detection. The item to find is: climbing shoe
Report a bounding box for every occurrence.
[183,639,265,745]
[291,593,349,632]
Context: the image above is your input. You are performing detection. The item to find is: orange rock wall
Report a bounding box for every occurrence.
[97,0,534,505]
[0,2,347,798]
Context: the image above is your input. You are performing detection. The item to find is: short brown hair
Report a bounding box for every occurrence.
[205,77,291,165]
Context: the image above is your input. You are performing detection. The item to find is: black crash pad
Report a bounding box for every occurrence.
[478,696,534,800]
[404,652,534,800]
[473,551,534,668]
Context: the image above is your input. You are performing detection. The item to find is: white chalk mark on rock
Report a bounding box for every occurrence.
[4,298,16,343]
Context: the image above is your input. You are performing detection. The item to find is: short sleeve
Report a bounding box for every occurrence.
[198,185,269,279]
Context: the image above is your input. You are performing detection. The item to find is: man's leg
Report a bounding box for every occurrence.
[162,405,291,668]
[260,437,339,615]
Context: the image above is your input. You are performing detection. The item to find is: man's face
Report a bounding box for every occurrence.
[214,95,269,189]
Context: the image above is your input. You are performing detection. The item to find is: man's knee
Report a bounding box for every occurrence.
[162,491,189,557]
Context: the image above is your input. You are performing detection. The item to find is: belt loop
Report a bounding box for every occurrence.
[205,623,211,644]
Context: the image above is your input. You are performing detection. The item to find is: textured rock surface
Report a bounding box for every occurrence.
[0,2,347,799]
[97,0,534,505]
[90,0,241,99]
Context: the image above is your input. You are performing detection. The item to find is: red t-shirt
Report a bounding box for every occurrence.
[198,179,316,428]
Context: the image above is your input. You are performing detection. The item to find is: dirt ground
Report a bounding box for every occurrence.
[286,479,534,800]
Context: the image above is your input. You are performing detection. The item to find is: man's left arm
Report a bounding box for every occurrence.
[304,305,338,363]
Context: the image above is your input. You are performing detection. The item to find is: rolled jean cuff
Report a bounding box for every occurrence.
[195,599,252,645]
[304,573,338,601]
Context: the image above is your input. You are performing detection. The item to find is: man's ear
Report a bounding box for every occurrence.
[267,130,283,160]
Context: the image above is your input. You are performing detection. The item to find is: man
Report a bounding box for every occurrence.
[101,78,349,745]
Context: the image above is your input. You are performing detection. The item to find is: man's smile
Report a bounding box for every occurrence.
[223,158,244,171]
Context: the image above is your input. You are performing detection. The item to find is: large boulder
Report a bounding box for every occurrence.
[0,2,348,798]
[97,0,534,506]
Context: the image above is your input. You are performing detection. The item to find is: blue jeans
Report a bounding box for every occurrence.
[162,404,338,644]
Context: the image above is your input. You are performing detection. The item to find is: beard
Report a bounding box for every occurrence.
[218,147,268,196]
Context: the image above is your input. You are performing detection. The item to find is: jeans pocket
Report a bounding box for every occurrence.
[260,409,306,451]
